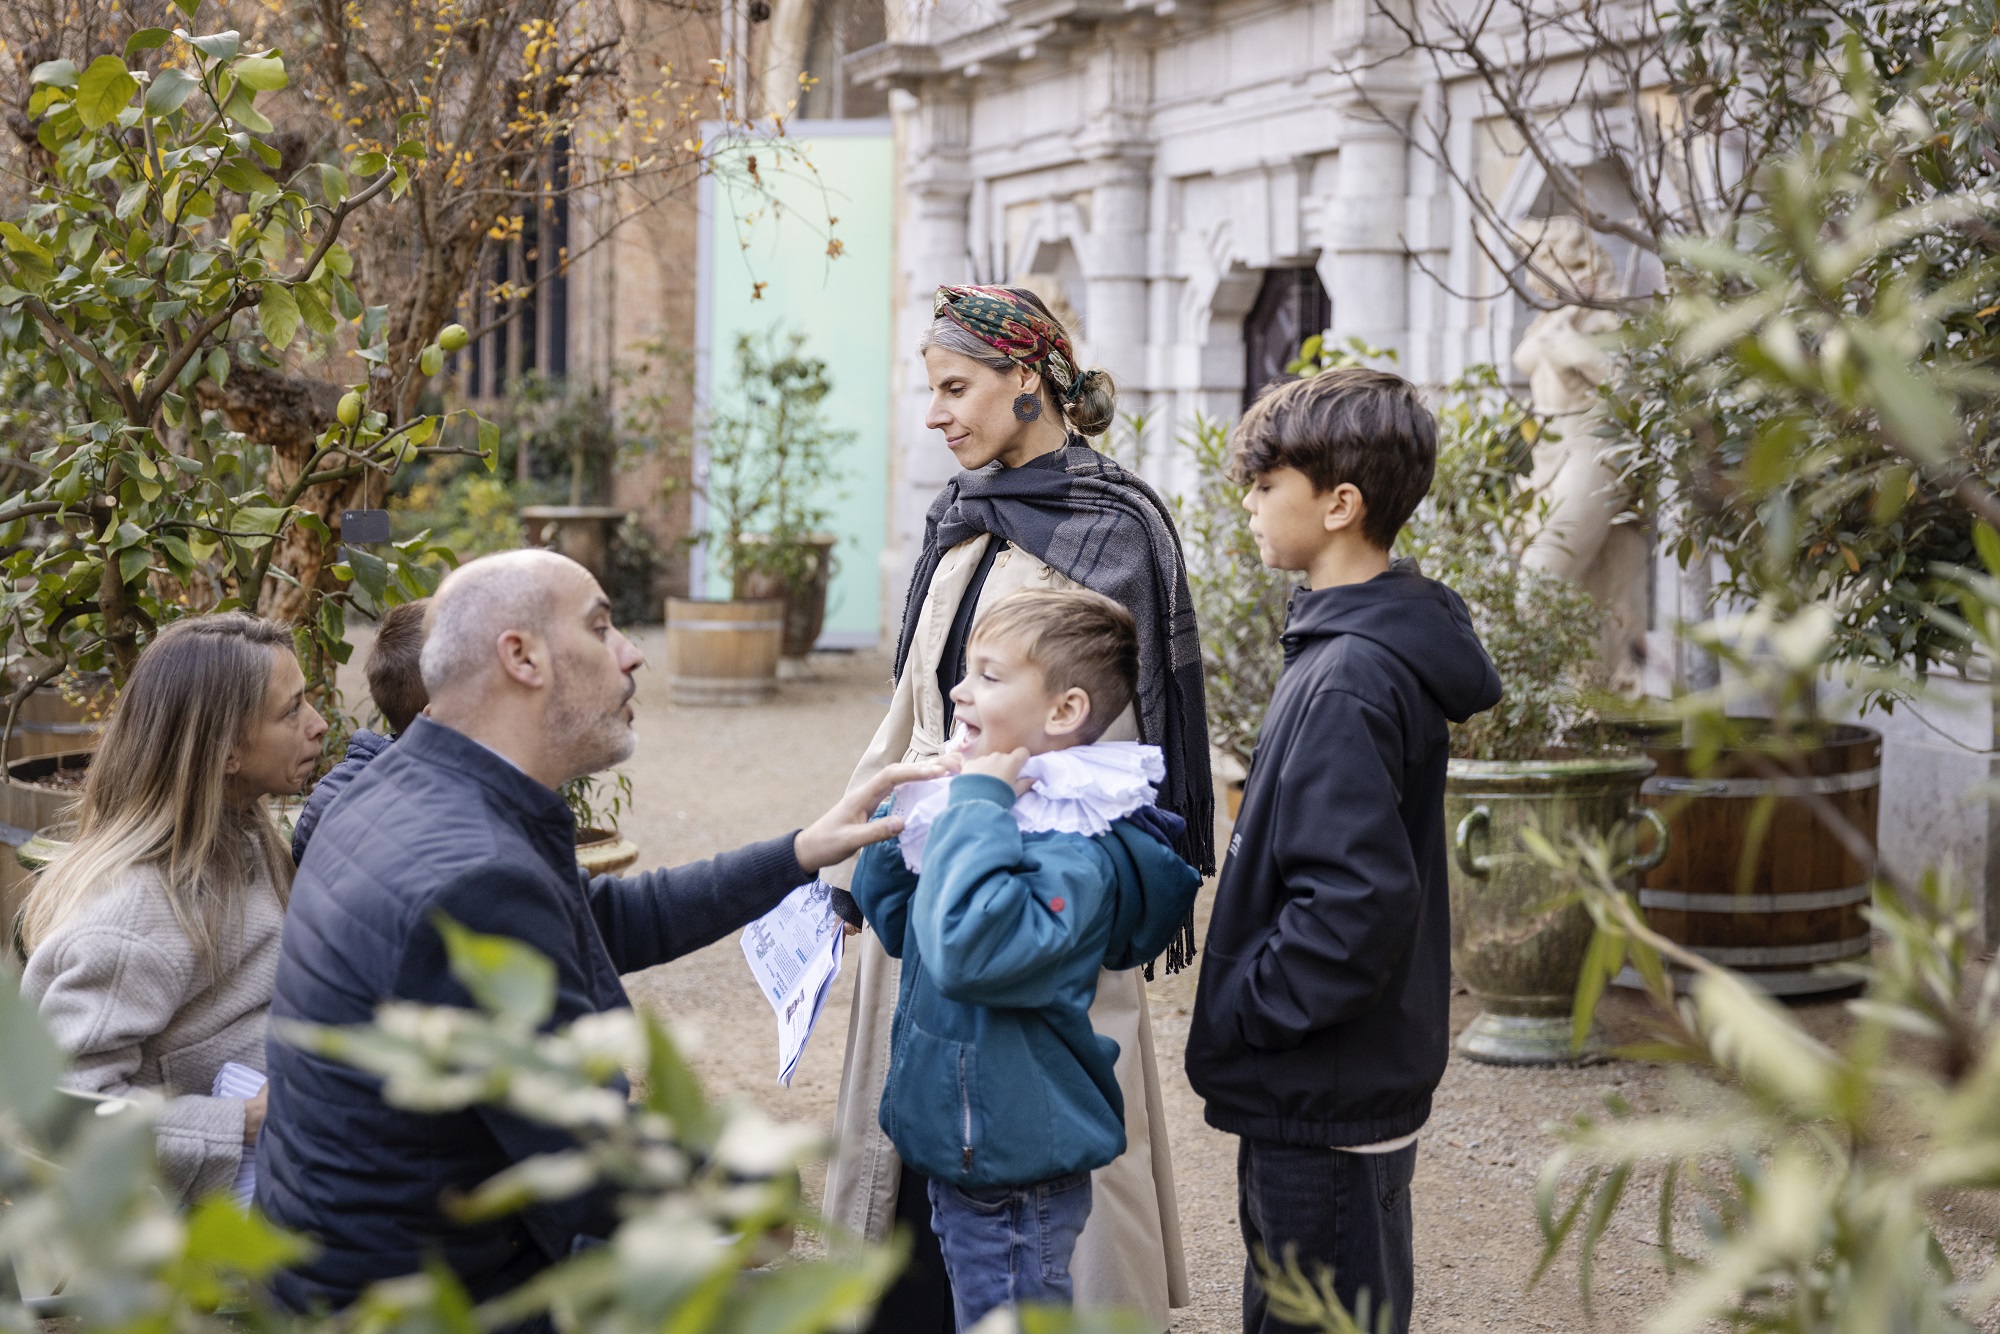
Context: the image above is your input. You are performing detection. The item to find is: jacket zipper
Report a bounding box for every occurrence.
[958,1046,973,1171]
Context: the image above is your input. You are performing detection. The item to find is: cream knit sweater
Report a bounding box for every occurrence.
[22,848,283,1205]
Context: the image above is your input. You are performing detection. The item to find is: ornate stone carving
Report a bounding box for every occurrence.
[1513,216,1648,694]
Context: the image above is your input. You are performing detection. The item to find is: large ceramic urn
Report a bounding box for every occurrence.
[1444,754,1667,1064]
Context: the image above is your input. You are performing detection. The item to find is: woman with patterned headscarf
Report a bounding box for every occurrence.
[825,285,1214,1332]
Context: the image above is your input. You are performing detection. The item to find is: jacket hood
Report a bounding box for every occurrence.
[1282,566,1502,724]
[1101,813,1202,971]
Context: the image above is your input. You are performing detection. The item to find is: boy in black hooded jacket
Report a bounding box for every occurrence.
[1185,368,1501,1334]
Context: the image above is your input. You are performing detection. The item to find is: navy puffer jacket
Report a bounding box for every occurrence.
[258,717,805,1311]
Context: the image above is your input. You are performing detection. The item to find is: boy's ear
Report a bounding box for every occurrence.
[1323,482,1369,535]
[1044,685,1094,740]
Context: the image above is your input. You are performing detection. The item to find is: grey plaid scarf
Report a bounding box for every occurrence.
[893,440,1214,973]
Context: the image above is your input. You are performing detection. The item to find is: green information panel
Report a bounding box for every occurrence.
[697,122,892,646]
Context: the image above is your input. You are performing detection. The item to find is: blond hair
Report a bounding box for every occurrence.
[970,588,1139,742]
[22,614,298,975]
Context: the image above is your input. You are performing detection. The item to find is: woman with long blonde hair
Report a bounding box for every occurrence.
[22,613,328,1203]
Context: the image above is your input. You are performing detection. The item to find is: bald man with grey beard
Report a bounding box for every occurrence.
[258,550,941,1313]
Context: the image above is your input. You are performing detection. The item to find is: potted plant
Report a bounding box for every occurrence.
[562,771,637,876]
[512,375,632,587]
[663,330,852,687]
[1171,415,1290,818]
[1400,365,1667,1065]
[1602,215,1923,995]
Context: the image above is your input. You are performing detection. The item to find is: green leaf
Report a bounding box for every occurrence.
[206,345,230,386]
[431,912,556,1028]
[75,55,139,130]
[31,59,78,88]
[0,222,54,262]
[322,240,353,278]
[125,27,172,58]
[118,546,151,583]
[342,548,388,600]
[183,1195,312,1276]
[191,30,241,60]
[172,0,203,17]
[1572,927,1625,1051]
[1974,524,2000,579]
[233,54,287,91]
[478,416,500,470]
[402,414,437,446]
[320,163,348,207]
[331,273,361,319]
[643,1014,718,1147]
[393,138,428,160]
[294,283,335,337]
[115,179,149,222]
[733,1253,906,1334]
[215,158,279,196]
[353,149,388,177]
[222,83,272,133]
[233,505,289,536]
[0,966,66,1129]
[258,282,300,349]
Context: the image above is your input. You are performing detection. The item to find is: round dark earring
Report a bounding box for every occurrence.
[1012,392,1043,423]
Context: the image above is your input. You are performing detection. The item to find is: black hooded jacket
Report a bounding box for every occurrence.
[1185,565,1500,1146]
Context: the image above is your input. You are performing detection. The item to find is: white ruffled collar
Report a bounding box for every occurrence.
[892,742,1164,874]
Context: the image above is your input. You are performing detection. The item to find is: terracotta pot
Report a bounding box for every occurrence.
[731,533,839,659]
[1445,754,1667,1065]
[576,827,639,876]
[664,597,784,705]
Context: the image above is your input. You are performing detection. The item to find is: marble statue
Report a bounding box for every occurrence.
[1512,216,1649,695]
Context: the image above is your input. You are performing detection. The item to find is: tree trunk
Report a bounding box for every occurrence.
[195,365,362,626]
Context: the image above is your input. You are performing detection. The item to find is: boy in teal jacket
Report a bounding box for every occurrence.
[850,588,1201,1329]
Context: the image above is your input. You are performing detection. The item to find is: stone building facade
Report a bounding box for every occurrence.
[838,0,2000,936]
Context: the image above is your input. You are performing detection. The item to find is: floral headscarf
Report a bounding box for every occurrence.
[933,284,1083,401]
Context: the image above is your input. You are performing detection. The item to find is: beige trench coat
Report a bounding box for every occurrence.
[825,534,1189,1327]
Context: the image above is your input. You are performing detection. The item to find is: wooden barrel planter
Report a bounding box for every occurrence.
[3,677,110,761]
[664,597,784,706]
[1,750,90,960]
[1631,723,1880,997]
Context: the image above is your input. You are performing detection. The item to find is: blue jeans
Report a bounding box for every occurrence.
[1238,1139,1416,1334]
[927,1172,1093,1329]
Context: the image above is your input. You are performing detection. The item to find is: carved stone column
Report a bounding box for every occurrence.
[1323,4,1417,358]
[1077,39,1154,397]
[885,87,973,628]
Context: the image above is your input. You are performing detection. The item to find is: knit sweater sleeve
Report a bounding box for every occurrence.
[22,923,246,1205]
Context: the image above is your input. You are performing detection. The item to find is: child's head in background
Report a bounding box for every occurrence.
[1232,367,1436,587]
[366,599,430,737]
[951,588,1138,760]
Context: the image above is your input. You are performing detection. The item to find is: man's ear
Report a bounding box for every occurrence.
[494,628,548,689]
[1045,686,1093,740]
[1324,482,1370,535]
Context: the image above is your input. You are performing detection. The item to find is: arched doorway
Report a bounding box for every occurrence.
[1241,265,1330,409]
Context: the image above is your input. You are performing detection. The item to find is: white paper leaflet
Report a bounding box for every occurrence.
[740,880,845,1086]
[211,1060,267,1206]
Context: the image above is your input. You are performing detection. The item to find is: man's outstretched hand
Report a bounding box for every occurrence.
[793,760,949,876]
